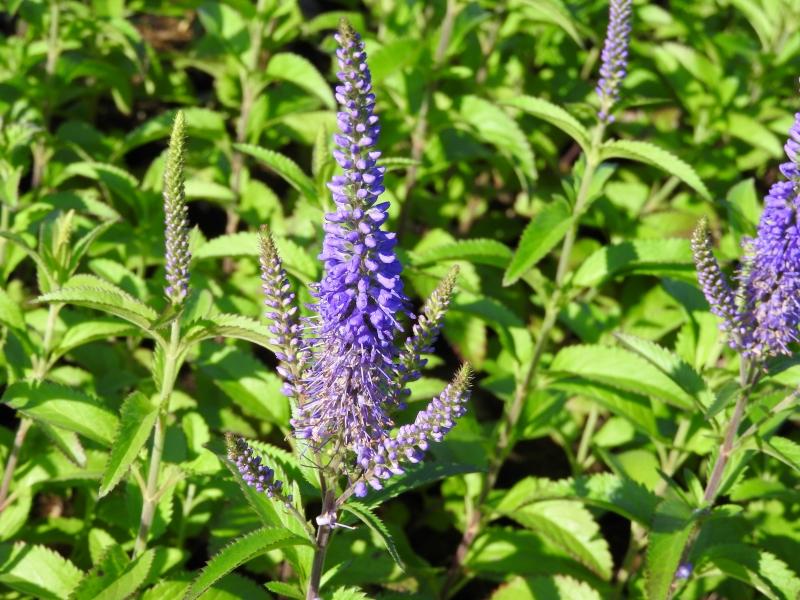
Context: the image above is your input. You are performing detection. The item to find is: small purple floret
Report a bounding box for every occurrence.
[596,0,633,122]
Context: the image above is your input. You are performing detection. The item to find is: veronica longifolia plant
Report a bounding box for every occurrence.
[224,20,471,600]
[677,107,800,595]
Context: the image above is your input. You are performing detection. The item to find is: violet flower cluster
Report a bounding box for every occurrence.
[242,20,471,502]
[596,0,632,122]
[226,434,293,507]
[693,111,800,359]
[163,111,191,305]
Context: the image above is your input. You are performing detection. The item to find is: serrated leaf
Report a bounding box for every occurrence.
[492,473,660,526]
[364,461,481,507]
[0,231,56,291]
[499,500,613,579]
[615,333,716,412]
[66,219,117,277]
[599,139,711,200]
[702,544,800,600]
[503,199,572,285]
[184,528,311,600]
[0,542,83,599]
[39,284,158,334]
[458,95,537,181]
[55,318,134,359]
[645,499,697,600]
[235,144,317,203]
[265,581,304,598]
[72,547,154,600]
[550,345,695,409]
[412,238,513,268]
[0,285,26,332]
[341,502,404,569]
[195,232,259,260]
[573,239,693,287]
[503,95,591,152]
[183,313,276,351]
[331,587,371,600]
[763,436,800,474]
[99,392,159,497]
[2,381,118,446]
[266,52,335,108]
[491,575,601,600]
[38,422,87,467]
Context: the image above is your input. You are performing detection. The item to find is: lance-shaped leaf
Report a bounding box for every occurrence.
[235,143,317,203]
[184,528,312,600]
[99,392,159,497]
[503,95,591,153]
[341,501,404,569]
[0,542,84,599]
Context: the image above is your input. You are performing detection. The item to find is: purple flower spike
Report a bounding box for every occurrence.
[691,218,743,347]
[292,20,408,457]
[163,111,191,304]
[596,0,633,123]
[259,227,308,397]
[741,112,800,357]
[226,434,293,506]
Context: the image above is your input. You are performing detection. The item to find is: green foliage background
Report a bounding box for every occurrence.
[1,0,800,598]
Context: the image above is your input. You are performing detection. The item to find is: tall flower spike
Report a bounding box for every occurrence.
[225,434,292,505]
[163,111,191,304]
[596,0,633,123]
[741,111,800,357]
[353,364,473,495]
[396,266,459,391]
[293,20,408,461]
[691,218,742,347]
[259,227,306,398]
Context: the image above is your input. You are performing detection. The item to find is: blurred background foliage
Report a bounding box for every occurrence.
[1,0,800,598]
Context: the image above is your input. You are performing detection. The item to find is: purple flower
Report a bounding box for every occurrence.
[292,20,408,460]
[596,0,633,122]
[259,227,308,397]
[741,112,800,357]
[675,563,693,580]
[691,218,743,346]
[226,434,292,505]
[163,111,191,305]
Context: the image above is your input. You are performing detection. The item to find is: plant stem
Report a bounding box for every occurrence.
[0,302,61,511]
[32,0,60,189]
[398,0,457,238]
[443,124,606,597]
[306,487,335,600]
[666,360,754,598]
[133,319,181,557]
[576,405,599,470]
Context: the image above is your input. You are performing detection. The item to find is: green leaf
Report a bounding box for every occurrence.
[458,95,537,181]
[183,313,276,351]
[195,232,259,260]
[498,500,613,579]
[503,199,572,285]
[235,144,317,203]
[0,286,26,332]
[2,381,118,446]
[341,502,404,569]
[599,140,711,201]
[38,283,158,334]
[763,436,800,474]
[185,528,312,600]
[412,239,513,269]
[331,587,371,600]
[491,575,601,600]
[99,392,159,497]
[38,422,87,467]
[72,547,154,600]
[503,95,591,152]
[54,318,134,359]
[0,231,56,292]
[492,473,660,526]
[66,218,117,277]
[645,499,697,600]
[364,461,481,507]
[265,581,304,599]
[573,239,693,288]
[0,542,83,599]
[266,52,335,108]
[550,345,695,409]
[701,544,800,600]
[615,333,716,411]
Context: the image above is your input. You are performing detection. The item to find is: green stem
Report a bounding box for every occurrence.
[133,319,181,557]
[306,486,335,600]
[443,124,606,598]
[0,302,61,511]
[666,360,755,598]
[576,406,599,470]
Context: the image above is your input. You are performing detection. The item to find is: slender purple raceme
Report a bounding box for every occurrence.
[693,110,800,359]
[226,434,293,507]
[251,20,470,498]
[163,111,191,305]
[596,0,633,122]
